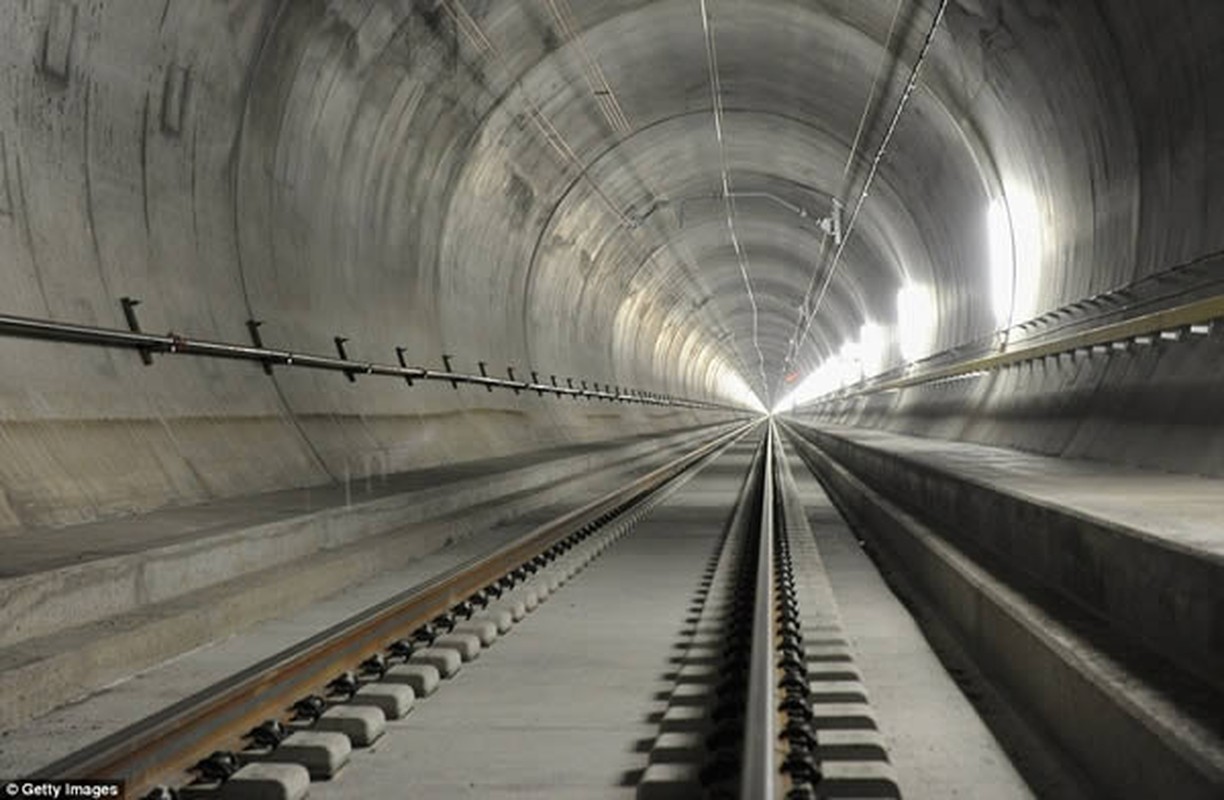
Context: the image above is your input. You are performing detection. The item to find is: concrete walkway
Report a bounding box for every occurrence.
[809,425,1224,558]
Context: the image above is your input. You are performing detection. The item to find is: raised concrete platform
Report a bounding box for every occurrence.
[785,423,1224,800]
[0,428,713,648]
[0,426,728,731]
[787,422,1224,693]
[2,434,1043,797]
[0,497,616,775]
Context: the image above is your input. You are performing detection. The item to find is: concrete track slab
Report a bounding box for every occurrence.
[307,443,758,799]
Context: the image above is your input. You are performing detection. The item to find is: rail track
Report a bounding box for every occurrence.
[30,422,755,799]
[636,424,899,799]
[18,417,1222,800]
[24,419,904,800]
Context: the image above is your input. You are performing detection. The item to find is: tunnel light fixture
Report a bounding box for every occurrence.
[896,282,936,363]
[858,321,886,377]
[988,198,1016,327]
[988,189,1043,329]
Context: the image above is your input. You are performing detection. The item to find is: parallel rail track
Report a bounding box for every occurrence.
[32,420,913,800]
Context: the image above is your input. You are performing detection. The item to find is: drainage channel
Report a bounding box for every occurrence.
[638,423,900,799]
[27,422,755,800]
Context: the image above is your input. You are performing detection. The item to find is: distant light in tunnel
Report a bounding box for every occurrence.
[773,316,895,413]
[772,351,850,413]
[896,282,936,362]
[716,367,766,413]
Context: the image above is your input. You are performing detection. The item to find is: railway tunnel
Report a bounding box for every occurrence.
[0,1,1222,798]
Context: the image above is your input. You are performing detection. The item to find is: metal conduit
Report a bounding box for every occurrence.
[0,311,748,413]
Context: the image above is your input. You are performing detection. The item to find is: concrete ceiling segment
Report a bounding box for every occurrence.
[240,0,1148,408]
[461,0,986,407]
[441,0,1223,399]
[522,107,926,397]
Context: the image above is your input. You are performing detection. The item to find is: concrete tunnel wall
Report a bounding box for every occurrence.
[795,2,1224,478]
[0,1,746,531]
[0,0,1222,529]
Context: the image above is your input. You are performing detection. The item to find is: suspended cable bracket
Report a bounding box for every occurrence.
[120,297,154,366]
[477,361,494,392]
[334,337,357,382]
[394,347,415,386]
[441,354,459,389]
[246,320,274,375]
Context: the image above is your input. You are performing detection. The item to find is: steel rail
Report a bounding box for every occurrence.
[741,420,779,798]
[0,311,744,412]
[33,420,756,797]
[801,291,1224,405]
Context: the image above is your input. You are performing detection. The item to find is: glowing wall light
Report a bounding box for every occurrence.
[896,281,936,363]
[858,321,886,377]
[1009,188,1042,324]
[988,189,1042,328]
[988,197,1015,326]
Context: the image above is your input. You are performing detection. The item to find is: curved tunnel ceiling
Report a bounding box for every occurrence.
[225,0,1223,411]
[433,0,978,409]
[0,0,1221,525]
